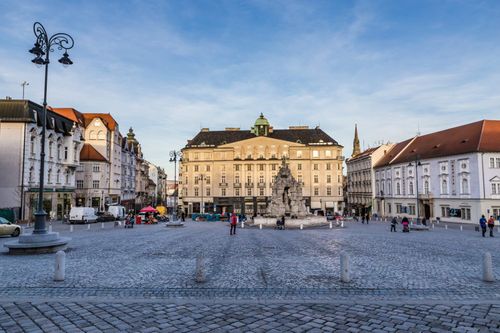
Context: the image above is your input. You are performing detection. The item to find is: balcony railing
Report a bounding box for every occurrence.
[219,182,228,187]
[233,183,241,188]
[257,182,266,188]
[245,182,254,188]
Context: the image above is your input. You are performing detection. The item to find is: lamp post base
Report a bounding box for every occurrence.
[4,232,70,255]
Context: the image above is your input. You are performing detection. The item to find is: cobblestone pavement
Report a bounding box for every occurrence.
[1,220,499,332]
[0,301,499,333]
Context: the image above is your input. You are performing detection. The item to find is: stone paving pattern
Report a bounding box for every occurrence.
[1,220,499,332]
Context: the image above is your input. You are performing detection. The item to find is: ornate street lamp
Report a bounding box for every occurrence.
[30,22,74,235]
[169,150,182,221]
[408,155,422,224]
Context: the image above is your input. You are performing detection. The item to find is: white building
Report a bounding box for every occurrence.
[0,100,84,221]
[373,120,500,224]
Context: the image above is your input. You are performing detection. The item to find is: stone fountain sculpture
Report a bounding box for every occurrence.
[267,157,308,218]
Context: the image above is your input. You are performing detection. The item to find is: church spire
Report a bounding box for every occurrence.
[352,124,361,157]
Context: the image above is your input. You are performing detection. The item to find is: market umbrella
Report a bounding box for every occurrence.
[140,206,158,213]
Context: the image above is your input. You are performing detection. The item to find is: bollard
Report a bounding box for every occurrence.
[341,220,344,228]
[329,222,332,229]
[340,251,350,283]
[87,224,90,230]
[54,251,66,281]
[195,255,206,283]
[300,224,303,230]
[483,252,495,282]
[70,225,74,232]
[101,222,105,229]
[259,224,262,230]
[445,225,448,230]
[460,225,463,231]
[241,222,245,229]
[48,224,52,233]
[498,226,500,233]
[118,221,122,226]
[432,224,435,229]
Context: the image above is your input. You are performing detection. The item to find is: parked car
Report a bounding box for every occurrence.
[96,212,116,222]
[69,207,98,224]
[107,205,126,220]
[0,217,21,237]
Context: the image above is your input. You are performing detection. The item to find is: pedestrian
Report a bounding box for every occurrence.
[402,217,409,233]
[361,215,365,224]
[281,215,286,230]
[479,215,487,237]
[181,211,185,222]
[230,212,237,235]
[487,215,495,237]
[390,217,397,232]
[366,213,370,224]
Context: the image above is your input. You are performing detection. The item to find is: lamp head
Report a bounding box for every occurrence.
[31,55,46,65]
[29,42,45,56]
[58,52,73,66]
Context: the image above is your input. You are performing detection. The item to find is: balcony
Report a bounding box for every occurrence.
[419,192,433,199]
[245,182,254,188]
[219,182,228,187]
[257,182,266,188]
[233,182,241,188]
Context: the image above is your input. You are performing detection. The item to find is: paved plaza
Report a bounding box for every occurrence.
[0,220,499,332]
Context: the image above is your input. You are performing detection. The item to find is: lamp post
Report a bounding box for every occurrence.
[21,81,29,99]
[199,174,206,214]
[169,150,182,221]
[29,22,74,235]
[408,155,422,224]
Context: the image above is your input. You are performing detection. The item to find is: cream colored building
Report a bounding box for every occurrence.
[179,114,344,216]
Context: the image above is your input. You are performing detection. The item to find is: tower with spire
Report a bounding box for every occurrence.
[352,124,361,157]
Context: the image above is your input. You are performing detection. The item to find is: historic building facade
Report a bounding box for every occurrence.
[0,100,84,221]
[179,114,344,216]
[346,125,394,215]
[373,120,500,224]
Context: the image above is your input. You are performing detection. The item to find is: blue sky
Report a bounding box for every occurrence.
[1,0,500,175]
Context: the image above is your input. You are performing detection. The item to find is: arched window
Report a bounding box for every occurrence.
[424,180,429,194]
[97,131,105,140]
[462,178,469,194]
[56,169,61,183]
[65,171,70,184]
[48,140,53,158]
[441,179,448,194]
[409,181,414,195]
[30,135,36,155]
[47,169,52,184]
[29,167,34,183]
[89,130,97,140]
[396,182,401,195]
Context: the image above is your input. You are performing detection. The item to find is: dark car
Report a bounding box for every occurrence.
[96,212,116,222]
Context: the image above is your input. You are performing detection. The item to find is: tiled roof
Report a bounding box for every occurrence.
[346,146,379,162]
[375,120,500,167]
[50,107,85,126]
[82,113,118,131]
[185,128,341,148]
[80,143,108,162]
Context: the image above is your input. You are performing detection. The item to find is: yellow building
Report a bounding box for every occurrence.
[179,114,344,216]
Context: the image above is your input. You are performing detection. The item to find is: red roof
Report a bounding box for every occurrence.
[82,113,118,131]
[49,107,84,126]
[80,143,108,162]
[376,120,500,167]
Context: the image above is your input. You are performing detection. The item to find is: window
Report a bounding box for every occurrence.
[491,158,495,168]
[259,175,264,183]
[194,153,199,160]
[409,181,414,195]
[92,180,99,189]
[441,179,448,194]
[93,165,100,172]
[313,164,318,171]
[497,158,500,168]
[461,208,471,220]
[408,205,416,215]
[271,164,276,171]
[194,165,199,172]
[185,176,188,185]
[29,167,34,183]
[338,175,341,183]
[396,204,403,214]
[235,164,240,171]
[338,188,341,196]
[56,170,61,183]
[235,188,240,196]
[424,181,429,194]
[194,188,199,196]
[206,176,211,185]
[325,150,332,157]
[206,165,210,172]
[387,203,392,214]
[49,141,53,158]
[314,175,319,183]
[195,177,199,185]
[314,187,319,196]
[247,164,252,171]
[247,175,252,184]
[492,183,500,195]
[326,163,331,170]
[297,163,302,171]
[30,136,36,155]
[206,188,210,196]
[89,131,96,140]
[235,175,240,184]
[47,169,52,184]
[259,164,264,171]
[327,175,331,183]
[312,150,319,158]
[57,144,62,160]
[298,175,303,184]
[247,188,252,196]
[461,178,469,194]
[221,188,226,196]
[77,180,83,189]
[326,187,332,196]
[259,188,265,196]
[396,182,401,195]
[97,131,105,140]
[64,147,68,160]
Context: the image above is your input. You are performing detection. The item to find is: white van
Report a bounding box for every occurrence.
[69,207,98,224]
[108,205,126,220]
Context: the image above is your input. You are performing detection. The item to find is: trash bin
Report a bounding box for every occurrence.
[136,215,142,225]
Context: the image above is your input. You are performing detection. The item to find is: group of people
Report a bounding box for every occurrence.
[390,216,410,232]
[479,215,496,237]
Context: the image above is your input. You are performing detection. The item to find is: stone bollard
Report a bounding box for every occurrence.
[329,221,332,229]
[48,224,52,233]
[340,251,350,283]
[259,224,262,230]
[300,224,303,230]
[241,222,245,229]
[498,226,500,233]
[341,220,344,228]
[87,224,91,230]
[445,225,448,230]
[54,250,66,281]
[460,225,463,231]
[101,222,105,229]
[483,252,495,282]
[70,225,74,232]
[195,255,206,283]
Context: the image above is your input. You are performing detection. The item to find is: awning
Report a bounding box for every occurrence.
[310,201,321,209]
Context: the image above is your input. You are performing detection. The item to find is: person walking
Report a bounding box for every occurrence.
[181,211,185,222]
[487,215,495,237]
[402,217,409,233]
[230,212,237,235]
[366,213,370,224]
[390,217,397,232]
[479,215,487,237]
[361,214,365,224]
